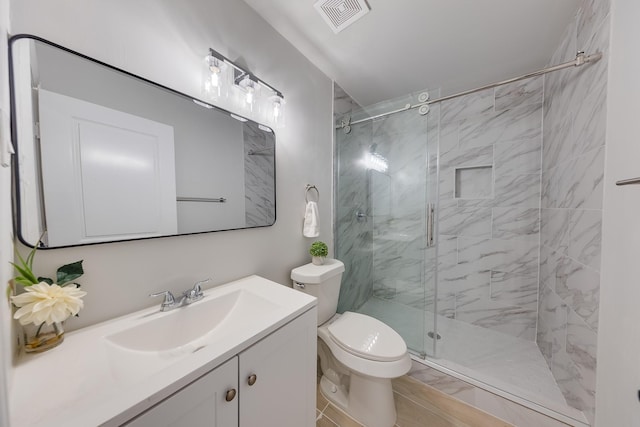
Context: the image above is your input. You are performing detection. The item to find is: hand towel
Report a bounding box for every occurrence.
[303,201,320,237]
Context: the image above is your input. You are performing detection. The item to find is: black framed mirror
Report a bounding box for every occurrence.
[10,35,276,248]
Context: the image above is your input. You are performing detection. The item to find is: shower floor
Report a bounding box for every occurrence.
[357,297,585,423]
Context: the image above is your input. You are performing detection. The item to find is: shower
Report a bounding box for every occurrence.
[334,49,603,426]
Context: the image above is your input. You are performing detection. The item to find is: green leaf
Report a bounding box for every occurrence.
[9,261,38,285]
[37,277,53,285]
[14,277,34,287]
[25,244,38,270]
[56,260,83,285]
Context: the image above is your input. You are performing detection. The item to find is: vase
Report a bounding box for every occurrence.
[22,321,65,353]
[312,256,325,265]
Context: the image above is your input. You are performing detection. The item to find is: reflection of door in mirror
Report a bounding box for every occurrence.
[39,90,177,246]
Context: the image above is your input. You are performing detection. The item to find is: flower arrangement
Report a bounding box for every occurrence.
[309,241,328,265]
[10,243,86,352]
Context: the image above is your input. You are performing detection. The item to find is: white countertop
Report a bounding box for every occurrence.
[9,275,316,427]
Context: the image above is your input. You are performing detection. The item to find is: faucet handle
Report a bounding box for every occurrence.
[149,290,176,310]
[185,278,210,301]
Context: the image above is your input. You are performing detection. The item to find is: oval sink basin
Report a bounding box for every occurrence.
[105,289,278,353]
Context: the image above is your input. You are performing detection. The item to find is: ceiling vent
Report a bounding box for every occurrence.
[314,0,370,34]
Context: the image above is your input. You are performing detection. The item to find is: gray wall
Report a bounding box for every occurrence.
[596,0,640,424]
[537,0,609,423]
[5,0,333,338]
[0,0,13,423]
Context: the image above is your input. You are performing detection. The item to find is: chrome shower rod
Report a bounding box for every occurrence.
[337,51,602,129]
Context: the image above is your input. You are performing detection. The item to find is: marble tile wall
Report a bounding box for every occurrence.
[367,91,432,311]
[537,0,609,423]
[436,76,543,341]
[244,123,275,227]
[334,84,374,313]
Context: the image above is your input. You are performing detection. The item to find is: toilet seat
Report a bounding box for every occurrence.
[328,312,407,362]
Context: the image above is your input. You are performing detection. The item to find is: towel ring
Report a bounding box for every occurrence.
[305,185,319,203]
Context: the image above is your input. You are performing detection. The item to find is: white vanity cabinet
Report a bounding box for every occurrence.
[123,308,317,427]
[239,308,317,427]
[124,357,239,427]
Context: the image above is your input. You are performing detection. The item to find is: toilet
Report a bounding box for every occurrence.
[291,259,411,427]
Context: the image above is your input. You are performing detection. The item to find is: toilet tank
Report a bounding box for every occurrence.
[291,259,345,325]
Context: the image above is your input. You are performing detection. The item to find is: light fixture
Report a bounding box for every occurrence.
[202,47,285,127]
[269,94,285,128]
[236,74,261,112]
[202,50,229,101]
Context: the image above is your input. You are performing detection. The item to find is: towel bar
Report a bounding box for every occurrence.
[177,197,227,203]
[616,177,640,186]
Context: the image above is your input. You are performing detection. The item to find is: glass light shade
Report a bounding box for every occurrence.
[237,76,261,113]
[270,95,285,128]
[202,55,229,101]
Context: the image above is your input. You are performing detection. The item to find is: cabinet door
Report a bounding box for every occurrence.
[124,357,238,427]
[239,309,317,427]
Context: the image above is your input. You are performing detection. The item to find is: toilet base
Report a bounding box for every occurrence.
[319,373,397,427]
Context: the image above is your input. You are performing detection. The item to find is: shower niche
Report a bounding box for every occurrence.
[454,166,493,199]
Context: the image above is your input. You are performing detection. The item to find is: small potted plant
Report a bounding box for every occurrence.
[309,241,328,265]
[10,242,87,353]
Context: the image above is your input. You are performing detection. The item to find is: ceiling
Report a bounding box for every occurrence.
[243,0,583,106]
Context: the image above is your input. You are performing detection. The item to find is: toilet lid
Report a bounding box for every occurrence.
[328,312,407,362]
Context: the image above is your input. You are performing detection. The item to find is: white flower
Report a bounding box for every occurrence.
[11,282,87,326]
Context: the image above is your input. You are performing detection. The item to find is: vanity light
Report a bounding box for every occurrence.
[236,74,261,112]
[269,94,285,128]
[203,47,285,127]
[202,51,229,101]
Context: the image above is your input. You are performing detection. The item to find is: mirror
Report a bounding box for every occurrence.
[10,36,276,248]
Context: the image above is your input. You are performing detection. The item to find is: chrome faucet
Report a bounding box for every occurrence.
[149,278,211,311]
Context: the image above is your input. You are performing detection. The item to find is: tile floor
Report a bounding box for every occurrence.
[408,362,576,427]
[358,297,584,422]
[316,373,514,427]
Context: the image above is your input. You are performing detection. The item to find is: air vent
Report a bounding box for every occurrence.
[314,0,370,34]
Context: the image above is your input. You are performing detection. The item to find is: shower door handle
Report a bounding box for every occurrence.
[426,203,435,247]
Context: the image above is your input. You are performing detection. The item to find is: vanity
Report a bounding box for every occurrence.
[9,276,317,427]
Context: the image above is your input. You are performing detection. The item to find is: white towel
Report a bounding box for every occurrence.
[303,201,320,237]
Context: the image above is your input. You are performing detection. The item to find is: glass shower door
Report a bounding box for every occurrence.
[334,91,438,358]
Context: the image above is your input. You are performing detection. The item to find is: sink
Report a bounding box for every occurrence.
[105,289,279,353]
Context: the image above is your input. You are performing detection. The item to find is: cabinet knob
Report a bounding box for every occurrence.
[225,388,236,402]
[248,374,257,386]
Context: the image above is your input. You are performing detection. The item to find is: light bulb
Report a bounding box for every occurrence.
[245,86,254,105]
[202,55,227,101]
[270,95,285,128]
[273,99,281,119]
[210,69,220,88]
